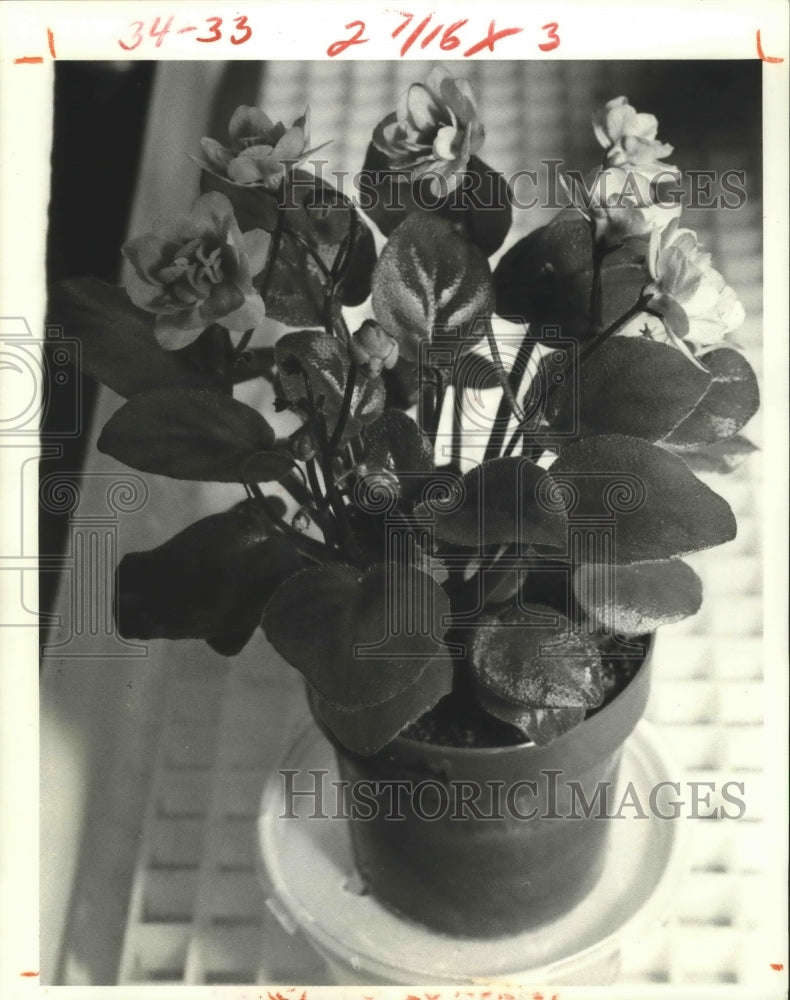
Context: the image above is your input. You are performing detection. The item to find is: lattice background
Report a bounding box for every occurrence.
[47,59,777,989]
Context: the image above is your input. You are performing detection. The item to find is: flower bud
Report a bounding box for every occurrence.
[292,508,311,532]
[348,320,399,378]
[288,425,317,462]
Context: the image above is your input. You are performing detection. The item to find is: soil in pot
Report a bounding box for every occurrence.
[327,636,653,939]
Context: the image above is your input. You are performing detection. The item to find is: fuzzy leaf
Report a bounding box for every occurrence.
[371,213,495,365]
[478,696,587,748]
[551,338,711,441]
[309,653,454,755]
[200,168,280,232]
[47,278,222,398]
[471,605,603,745]
[414,457,567,548]
[253,171,376,325]
[98,388,291,483]
[550,434,736,564]
[662,434,757,474]
[275,329,385,441]
[116,501,303,655]
[663,347,760,447]
[573,560,703,636]
[262,562,450,709]
[361,146,512,257]
[494,210,648,337]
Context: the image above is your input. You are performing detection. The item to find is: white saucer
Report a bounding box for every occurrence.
[258,720,688,985]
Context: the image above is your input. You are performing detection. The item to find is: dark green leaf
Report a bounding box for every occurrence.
[361,146,512,257]
[550,434,736,563]
[275,330,385,441]
[174,325,234,392]
[371,213,495,365]
[414,457,567,548]
[551,337,710,441]
[573,560,703,635]
[494,210,649,338]
[200,168,280,232]
[471,604,602,746]
[98,388,286,482]
[382,355,420,409]
[262,561,450,710]
[255,171,376,325]
[47,278,222,398]
[335,216,377,308]
[477,694,586,748]
[309,653,454,755]
[663,347,760,447]
[662,434,757,474]
[116,501,303,655]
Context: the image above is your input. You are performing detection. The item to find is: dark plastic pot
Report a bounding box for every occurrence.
[319,640,653,939]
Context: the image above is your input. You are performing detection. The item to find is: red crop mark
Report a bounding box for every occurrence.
[756,29,783,62]
[462,20,523,57]
[538,22,560,52]
[771,963,785,970]
[13,56,43,64]
[327,20,368,56]
[47,28,56,57]
[20,971,39,977]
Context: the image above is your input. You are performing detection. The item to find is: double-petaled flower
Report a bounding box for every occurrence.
[617,220,745,360]
[123,192,269,350]
[348,321,400,379]
[593,96,678,184]
[199,105,328,188]
[562,167,681,249]
[372,65,485,195]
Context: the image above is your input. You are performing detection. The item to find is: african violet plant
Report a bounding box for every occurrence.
[53,68,759,755]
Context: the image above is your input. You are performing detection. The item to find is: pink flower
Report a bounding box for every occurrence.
[593,96,677,183]
[562,167,681,249]
[122,192,270,350]
[199,105,328,189]
[348,321,399,378]
[372,65,485,195]
[618,220,745,360]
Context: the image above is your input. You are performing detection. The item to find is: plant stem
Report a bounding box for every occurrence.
[281,226,332,279]
[426,368,446,449]
[579,292,654,362]
[260,208,286,300]
[328,363,357,453]
[231,328,255,363]
[503,424,524,458]
[589,227,605,334]
[483,329,536,463]
[247,481,329,563]
[486,324,524,426]
[280,469,314,510]
[450,382,463,469]
[331,203,358,285]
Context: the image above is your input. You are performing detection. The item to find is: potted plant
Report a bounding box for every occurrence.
[50,67,758,941]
